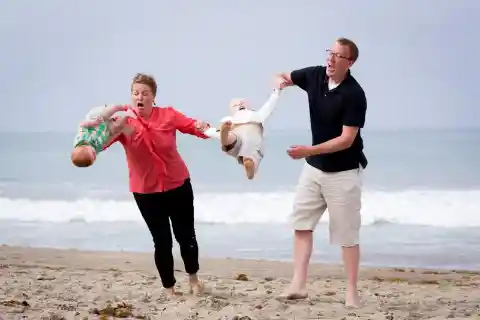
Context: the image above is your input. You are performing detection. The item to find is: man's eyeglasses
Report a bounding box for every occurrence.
[326,49,351,61]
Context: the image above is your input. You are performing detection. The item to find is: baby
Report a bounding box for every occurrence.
[204,88,281,179]
[71,104,134,167]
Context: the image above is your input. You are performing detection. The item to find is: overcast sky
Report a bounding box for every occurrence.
[1,0,478,132]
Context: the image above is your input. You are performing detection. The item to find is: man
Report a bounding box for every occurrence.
[274,37,367,308]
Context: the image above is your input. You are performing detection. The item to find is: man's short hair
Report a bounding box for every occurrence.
[336,37,359,63]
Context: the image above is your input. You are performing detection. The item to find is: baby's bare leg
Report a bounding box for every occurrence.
[100,105,128,120]
[79,118,102,128]
[242,157,255,180]
[220,121,237,146]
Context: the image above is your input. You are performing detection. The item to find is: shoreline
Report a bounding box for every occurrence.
[2,220,480,271]
[1,245,480,319]
[2,243,479,274]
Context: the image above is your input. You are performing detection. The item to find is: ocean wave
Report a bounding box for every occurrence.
[1,190,480,227]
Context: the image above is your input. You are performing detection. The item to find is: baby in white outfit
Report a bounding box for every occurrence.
[204,88,281,179]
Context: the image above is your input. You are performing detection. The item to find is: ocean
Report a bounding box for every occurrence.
[1,129,480,270]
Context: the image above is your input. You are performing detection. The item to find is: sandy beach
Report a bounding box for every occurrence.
[1,245,479,319]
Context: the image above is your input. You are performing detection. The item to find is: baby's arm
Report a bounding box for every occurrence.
[204,126,237,146]
[203,116,237,145]
[203,116,233,139]
[254,88,282,123]
[204,127,221,139]
[204,121,237,152]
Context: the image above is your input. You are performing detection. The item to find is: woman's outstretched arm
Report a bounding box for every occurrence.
[170,107,210,139]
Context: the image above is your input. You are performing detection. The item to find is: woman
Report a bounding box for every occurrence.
[103,73,210,296]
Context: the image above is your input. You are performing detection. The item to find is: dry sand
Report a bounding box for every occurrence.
[1,245,479,320]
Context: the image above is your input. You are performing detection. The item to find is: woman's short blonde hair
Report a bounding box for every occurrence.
[131,73,157,97]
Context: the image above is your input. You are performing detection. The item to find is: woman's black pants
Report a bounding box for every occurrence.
[133,179,199,288]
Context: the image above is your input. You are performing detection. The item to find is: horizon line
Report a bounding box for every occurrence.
[1,127,480,134]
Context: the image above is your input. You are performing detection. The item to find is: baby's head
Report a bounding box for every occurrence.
[229,98,252,115]
[71,145,96,167]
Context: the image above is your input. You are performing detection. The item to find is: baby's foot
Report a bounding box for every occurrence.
[220,121,232,146]
[243,158,255,180]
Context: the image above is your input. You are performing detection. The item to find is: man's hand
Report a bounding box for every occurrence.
[287,145,314,159]
[273,73,293,89]
[273,76,287,89]
[195,120,210,132]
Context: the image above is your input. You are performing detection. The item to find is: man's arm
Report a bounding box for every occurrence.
[254,88,282,123]
[310,90,367,155]
[310,126,360,155]
[273,66,319,91]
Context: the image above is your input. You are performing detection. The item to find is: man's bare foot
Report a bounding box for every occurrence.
[243,158,255,180]
[220,121,232,146]
[188,274,205,296]
[345,291,362,308]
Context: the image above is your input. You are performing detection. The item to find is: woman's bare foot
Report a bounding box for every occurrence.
[275,282,308,301]
[243,158,255,179]
[220,121,233,146]
[164,287,182,297]
[188,274,205,296]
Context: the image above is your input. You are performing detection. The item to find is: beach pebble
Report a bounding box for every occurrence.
[235,273,249,281]
[197,296,230,311]
[214,283,229,290]
[231,316,252,320]
[39,312,67,320]
[245,284,258,291]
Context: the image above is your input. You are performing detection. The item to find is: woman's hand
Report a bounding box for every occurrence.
[194,120,210,132]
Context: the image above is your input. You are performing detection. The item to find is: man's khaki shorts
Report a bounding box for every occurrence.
[290,162,363,246]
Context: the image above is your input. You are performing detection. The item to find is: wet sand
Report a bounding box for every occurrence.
[1,245,479,319]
